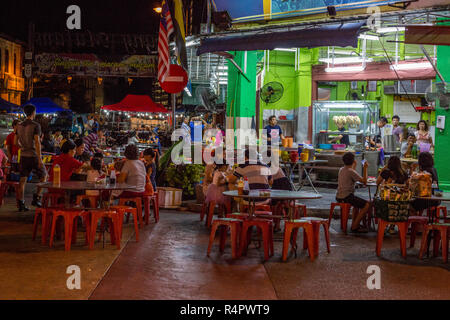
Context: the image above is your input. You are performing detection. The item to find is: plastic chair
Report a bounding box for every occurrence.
[376,219,408,258]
[419,223,450,263]
[32,208,53,245]
[43,192,65,208]
[118,197,143,227]
[282,219,315,262]
[239,218,274,261]
[300,217,331,258]
[76,195,100,208]
[88,209,122,250]
[207,218,242,259]
[109,205,138,242]
[329,202,352,234]
[407,216,429,248]
[48,209,89,251]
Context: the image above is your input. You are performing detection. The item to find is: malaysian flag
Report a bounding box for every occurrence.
[158,0,174,83]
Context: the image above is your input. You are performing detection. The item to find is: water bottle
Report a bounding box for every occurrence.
[110,169,116,185]
[432,182,438,196]
[53,164,61,186]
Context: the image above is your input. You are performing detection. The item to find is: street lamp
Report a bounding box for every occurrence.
[153,7,162,14]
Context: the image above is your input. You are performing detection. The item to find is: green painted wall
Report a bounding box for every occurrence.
[434,31,450,190]
[226,51,258,118]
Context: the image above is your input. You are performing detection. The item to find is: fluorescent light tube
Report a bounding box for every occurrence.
[325,66,365,72]
[358,34,379,41]
[390,62,432,70]
[376,27,405,33]
[274,48,296,52]
[320,57,373,64]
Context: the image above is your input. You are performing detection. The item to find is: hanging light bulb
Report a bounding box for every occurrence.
[128,78,133,86]
[67,75,73,84]
[97,77,103,85]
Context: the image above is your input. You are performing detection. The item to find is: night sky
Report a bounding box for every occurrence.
[0,0,163,41]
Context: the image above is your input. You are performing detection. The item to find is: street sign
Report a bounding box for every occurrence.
[160,64,188,94]
[25,64,32,78]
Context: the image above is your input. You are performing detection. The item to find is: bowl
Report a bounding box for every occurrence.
[435,190,443,197]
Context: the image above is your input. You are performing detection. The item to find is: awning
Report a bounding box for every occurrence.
[0,98,22,113]
[22,98,70,114]
[405,25,450,46]
[101,94,169,113]
[197,22,365,55]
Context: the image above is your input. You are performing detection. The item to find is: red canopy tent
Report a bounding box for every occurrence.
[101,94,169,113]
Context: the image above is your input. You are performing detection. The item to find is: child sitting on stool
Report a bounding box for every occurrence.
[336,152,370,233]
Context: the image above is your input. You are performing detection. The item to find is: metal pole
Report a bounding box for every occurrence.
[172,94,176,131]
[206,0,212,34]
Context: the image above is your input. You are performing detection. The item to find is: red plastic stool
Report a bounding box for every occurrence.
[376,219,408,258]
[419,223,450,262]
[119,197,143,227]
[407,216,429,248]
[204,201,231,228]
[89,209,122,249]
[207,218,242,259]
[300,217,331,257]
[0,180,19,205]
[436,206,448,220]
[239,218,274,261]
[48,209,88,251]
[294,203,308,218]
[43,192,65,208]
[329,202,351,234]
[282,219,315,262]
[76,195,100,208]
[226,213,248,220]
[109,205,138,242]
[32,208,53,245]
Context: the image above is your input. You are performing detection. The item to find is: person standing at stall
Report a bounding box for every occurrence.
[264,116,285,145]
[329,122,350,146]
[15,105,48,211]
[392,115,403,143]
[415,120,433,147]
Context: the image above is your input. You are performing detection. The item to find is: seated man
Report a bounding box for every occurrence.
[336,152,370,233]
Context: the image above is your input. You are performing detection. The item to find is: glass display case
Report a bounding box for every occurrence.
[312,101,379,149]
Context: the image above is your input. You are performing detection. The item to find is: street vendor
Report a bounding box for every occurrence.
[329,122,350,146]
[264,116,285,145]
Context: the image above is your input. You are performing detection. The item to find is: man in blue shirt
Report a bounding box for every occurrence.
[189,116,206,143]
[264,115,285,145]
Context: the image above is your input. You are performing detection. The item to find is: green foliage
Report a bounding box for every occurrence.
[166,163,204,198]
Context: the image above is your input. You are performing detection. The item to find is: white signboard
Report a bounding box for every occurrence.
[393,100,420,124]
[25,64,32,78]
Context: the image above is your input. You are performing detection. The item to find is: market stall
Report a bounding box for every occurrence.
[311,100,379,182]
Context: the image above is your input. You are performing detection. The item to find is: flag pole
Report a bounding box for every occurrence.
[172,94,176,131]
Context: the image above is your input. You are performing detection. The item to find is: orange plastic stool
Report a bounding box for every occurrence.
[204,201,231,228]
[239,218,274,261]
[89,209,122,249]
[436,206,448,220]
[43,192,65,208]
[32,208,53,245]
[407,216,429,248]
[0,180,19,205]
[419,223,450,263]
[376,219,408,258]
[119,197,143,227]
[109,205,138,242]
[226,213,248,220]
[295,203,308,218]
[48,209,88,251]
[282,219,315,262]
[299,217,331,257]
[329,202,351,234]
[76,195,100,208]
[143,192,159,224]
[207,218,242,259]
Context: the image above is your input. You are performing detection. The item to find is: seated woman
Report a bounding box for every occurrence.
[410,152,440,214]
[143,148,158,192]
[204,163,230,213]
[113,144,147,198]
[376,156,409,186]
[376,156,409,234]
